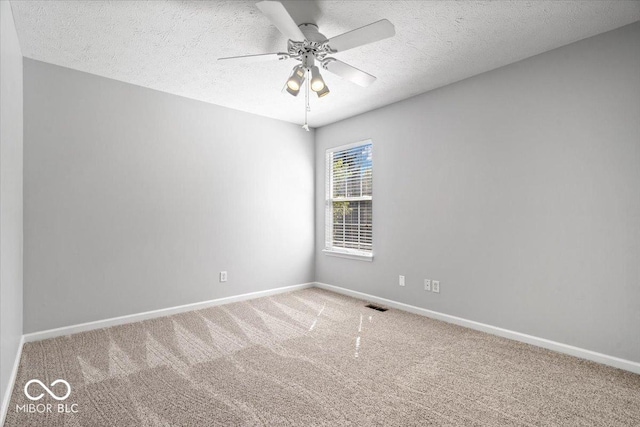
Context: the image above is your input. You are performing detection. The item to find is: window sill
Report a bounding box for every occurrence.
[322,249,373,262]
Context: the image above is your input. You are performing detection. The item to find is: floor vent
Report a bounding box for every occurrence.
[365,304,388,312]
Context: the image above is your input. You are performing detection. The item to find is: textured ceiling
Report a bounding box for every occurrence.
[10,1,640,127]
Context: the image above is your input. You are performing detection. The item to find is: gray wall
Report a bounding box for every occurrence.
[24,59,314,333]
[315,23,640,363]
[0,0,24,407]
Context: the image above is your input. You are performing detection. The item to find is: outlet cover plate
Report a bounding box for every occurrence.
[432,280,440,293]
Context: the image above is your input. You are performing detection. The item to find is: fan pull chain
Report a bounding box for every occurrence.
[302,69,310,131]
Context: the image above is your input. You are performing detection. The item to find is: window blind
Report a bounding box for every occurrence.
[325,141,373,257]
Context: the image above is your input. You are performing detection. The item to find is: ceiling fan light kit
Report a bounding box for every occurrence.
[219,1,396,129]
[316,85,330,98]
[310,66,326,92]
[286,65,306,92]
[285,85,300,97]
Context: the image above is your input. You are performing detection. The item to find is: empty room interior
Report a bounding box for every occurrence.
[1,1,639,425]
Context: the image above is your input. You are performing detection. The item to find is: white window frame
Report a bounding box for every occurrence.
[323,140,373,262]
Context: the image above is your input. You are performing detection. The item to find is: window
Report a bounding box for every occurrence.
[324,141,373,261]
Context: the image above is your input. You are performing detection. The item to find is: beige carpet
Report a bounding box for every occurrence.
[4,288,640,426]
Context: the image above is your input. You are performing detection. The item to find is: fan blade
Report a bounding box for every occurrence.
[326,19,395,53]
[218,52,289,64]
[322,59,376,87]
[256,1,305,41]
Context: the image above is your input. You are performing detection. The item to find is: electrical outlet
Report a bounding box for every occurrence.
[220,271,228,282]
[432,280,440,293]
[424,279,431,291]
[399,275,405,287]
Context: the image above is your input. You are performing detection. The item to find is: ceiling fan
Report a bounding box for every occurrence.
[218,1,395,128]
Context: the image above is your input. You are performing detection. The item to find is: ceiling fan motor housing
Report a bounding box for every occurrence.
[288,23,333,65]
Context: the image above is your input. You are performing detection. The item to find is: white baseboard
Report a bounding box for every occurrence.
[14,280,640,378]
[23,282,315,343]
[314,282,640,375]
[1,335,25,426]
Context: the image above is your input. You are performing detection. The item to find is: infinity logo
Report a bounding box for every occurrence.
[24,379,71,401]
